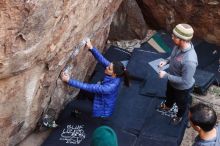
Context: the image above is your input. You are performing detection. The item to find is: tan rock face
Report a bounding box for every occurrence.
[137,0,220,44]
[0,0,122,145]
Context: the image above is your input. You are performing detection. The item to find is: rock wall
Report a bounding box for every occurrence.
[0,0,122,145]
[108,0,147,40]
[137,0,220,44]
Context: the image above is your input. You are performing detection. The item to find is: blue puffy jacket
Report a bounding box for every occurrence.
[68,47,121,117]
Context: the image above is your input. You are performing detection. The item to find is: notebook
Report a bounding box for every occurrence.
[148,58,169,73]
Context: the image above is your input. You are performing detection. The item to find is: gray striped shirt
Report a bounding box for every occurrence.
[167,43,198,90]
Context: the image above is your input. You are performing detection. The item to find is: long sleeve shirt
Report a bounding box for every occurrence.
[67,47,121,117]
[167,43,198,90]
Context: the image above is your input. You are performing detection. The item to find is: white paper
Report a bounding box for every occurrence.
[148,58,169,73]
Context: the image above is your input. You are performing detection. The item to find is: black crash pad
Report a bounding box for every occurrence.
[139,98,188,146]
[127,48,168,97]
[194,41,220,69]
[127,48,169,80]
[135,135,179,146]
[204,59,220,86]
[139,76,167,98]
[109,80,154,135]
[194,69,216,95]
[42,99,137,146]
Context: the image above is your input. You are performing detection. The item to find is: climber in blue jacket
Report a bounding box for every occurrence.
[61,39,130,118]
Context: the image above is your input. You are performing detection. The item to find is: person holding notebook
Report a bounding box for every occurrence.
[158,23,198,125]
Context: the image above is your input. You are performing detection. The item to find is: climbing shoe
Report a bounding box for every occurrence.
[157,103,170,112]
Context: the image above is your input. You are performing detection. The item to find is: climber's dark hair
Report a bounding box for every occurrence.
[112,61,130,87]
[190,103,217,132]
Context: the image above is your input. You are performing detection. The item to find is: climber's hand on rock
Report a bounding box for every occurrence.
[61,72,70,82]
[85,39,93,50]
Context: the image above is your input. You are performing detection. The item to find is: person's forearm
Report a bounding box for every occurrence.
[90,47,110,67]
[167,74,183,84]
[67,79,114,94]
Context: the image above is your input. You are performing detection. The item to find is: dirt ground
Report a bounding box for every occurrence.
[181,85,220,146]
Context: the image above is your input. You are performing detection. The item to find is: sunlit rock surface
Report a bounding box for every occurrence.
[0,0,122,145]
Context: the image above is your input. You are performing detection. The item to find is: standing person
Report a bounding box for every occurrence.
[189,103,220,146]
[158,23,198,124]
[91,126,118,146]
[61,39,130,119]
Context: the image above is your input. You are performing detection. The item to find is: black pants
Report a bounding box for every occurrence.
[165,82,193,117]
